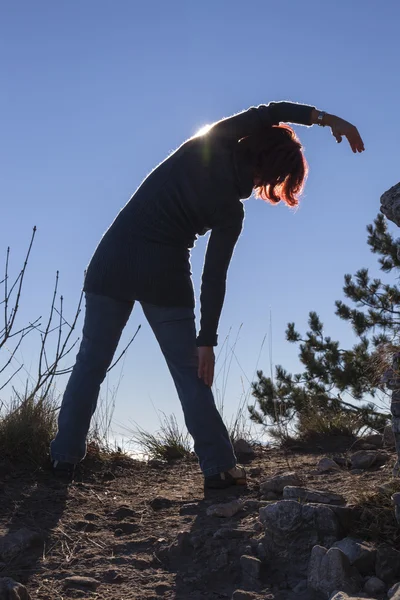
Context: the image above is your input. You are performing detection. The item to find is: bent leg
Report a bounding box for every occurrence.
[50,293,133,463]
[141,303,236,476]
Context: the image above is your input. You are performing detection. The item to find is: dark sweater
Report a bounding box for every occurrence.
[84,101,315,346]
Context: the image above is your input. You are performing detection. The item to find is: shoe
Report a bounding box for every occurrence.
[204,466,247,490]
[51,459,76,481]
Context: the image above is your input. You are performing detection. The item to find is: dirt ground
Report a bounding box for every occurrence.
[1,446,399,600]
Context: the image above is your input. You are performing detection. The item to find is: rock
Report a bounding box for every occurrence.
[375,545,400,583]
[332,538,376,575]
[75,520,97,532]
[0,528,41,561]
[113,506,137,520]
[149,497,173,510]
[318,458,342,473]
[380,182,400,226]
[261,491,279,501]
[363,434,384,449]
[256,542,267,560]
[232,591,260,600]
[249,467,262,476]
[259,500,340,577]
[388,582,400,597]
[103,569,125,583]
[240,555,261,588]
[84,512,101,521]
[350,451,378,470]
[63,576,100,590]
[0,577,31,599]
[253,521,263,532]
[260,472,303,494]
[333,456,349,468]
[244,500,269,510]
[329,505,362,535]
[207,499,243,518]
[384,425,396,448]
[363,576,385,595]
[234,439,256,458]
[114,522,139,534]
[308,546,362,597]
[283,486,346,505]
[179,503,199,516]
[329,594,377,600]
[214,528,252,540]
[292,579,308,593]
[214,550,229,570]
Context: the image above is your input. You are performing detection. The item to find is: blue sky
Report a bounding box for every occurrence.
[1,1,399,445]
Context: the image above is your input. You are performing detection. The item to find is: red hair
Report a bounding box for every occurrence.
[239,124,308,208]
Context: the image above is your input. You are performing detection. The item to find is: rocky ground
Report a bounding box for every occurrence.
[2,437,400,600]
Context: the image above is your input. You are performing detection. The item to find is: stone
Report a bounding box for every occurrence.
[207,499,243,518]
[350,451,378,470]
[114,522,139,534]
[232,591,260,600]
[63,576,100,590]
[0,528,41,561]
[380,182,400,226]
[329,594,377,600]
[388,582,400,597]
[332,538,376,575]
[234,439,256,457]
[149,497,173,510]
[84,512,101,521]
[249,467,262,476]
[292,579,308,593]
[240,555,261,587]
[384,425,396,448]
[179,503,199,516]
[283,486,346,505]
[375,545,400,583]
[259,500,340,577]
[260,472,303,494]
[363,576,385,595]
[308,546,362,597]
[318,458,342,473]
[363,434,384,449]
[0,577,31,600]
[261,491,279,501]
[214,528,252,540]
[113,506,137,520]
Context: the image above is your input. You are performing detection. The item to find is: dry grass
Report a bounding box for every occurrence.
[129,413,193,461]
[0,392,58,465]
[349,480,400,547]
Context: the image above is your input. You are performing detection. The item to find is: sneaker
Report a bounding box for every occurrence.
[204,466,247,490]
[51,459,76,481]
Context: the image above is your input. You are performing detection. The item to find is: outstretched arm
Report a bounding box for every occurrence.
[310,109,365,153]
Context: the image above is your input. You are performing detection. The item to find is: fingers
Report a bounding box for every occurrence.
[198,357,214,387]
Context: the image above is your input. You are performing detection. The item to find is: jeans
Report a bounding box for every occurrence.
[50,293,236,476]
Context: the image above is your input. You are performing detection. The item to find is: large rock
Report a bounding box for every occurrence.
[234,439,256,459]
[318,458,342,473]
[380,182,400,226]
[0,578,31,600]
[363,576,385,596]
[350,451,378,470]
[0,528,41,562]
[240,555,261,589]
[375,544,400,583]
[283,486,346,505]
[332,538,377,575]
[260,472,302,494]
[259,500,340,576]
[308,546,362,598]
[207,499,243,518]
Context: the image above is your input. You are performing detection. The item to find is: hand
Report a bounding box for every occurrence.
[325,114,365,153]
[197,346,215,387]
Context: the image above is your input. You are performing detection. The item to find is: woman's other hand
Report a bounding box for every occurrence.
[325,114,365,153]
[198,346,215,387]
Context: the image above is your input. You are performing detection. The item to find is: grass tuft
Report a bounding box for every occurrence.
[129,413,192,461]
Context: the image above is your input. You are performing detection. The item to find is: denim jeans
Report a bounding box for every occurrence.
[50,293,236,476]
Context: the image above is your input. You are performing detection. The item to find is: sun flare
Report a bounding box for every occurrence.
[194,124,213,137]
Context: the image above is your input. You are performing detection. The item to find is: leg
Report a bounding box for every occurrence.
[141,303,236,476]
[50,293,133,464]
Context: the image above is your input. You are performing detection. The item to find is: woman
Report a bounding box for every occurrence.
[50,100,364,488]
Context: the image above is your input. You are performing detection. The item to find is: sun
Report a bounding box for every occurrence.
[194,124,213,137]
